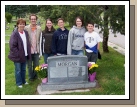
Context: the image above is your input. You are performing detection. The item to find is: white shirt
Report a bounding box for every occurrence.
[84,31,102,53]
[39,32,43,56]
[19,31,28,56]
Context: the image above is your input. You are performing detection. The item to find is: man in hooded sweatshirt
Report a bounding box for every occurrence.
[51,18,69,56]
[67,16,87,55]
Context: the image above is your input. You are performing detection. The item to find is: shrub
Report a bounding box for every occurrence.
[5,12,12,23]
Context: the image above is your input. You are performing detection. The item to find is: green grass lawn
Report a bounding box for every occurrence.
[5,20,70,36]
[5,17,125,95]
[5,36,10,41]
[53,45,125,95]
[5,43,43,95]
[5,42,125,95]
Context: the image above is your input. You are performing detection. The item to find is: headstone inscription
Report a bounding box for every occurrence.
[38,55,97,91]
[47,55,88,84]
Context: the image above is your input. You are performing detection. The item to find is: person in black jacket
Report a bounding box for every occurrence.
[40,18,56,64]
[51,18,69,56]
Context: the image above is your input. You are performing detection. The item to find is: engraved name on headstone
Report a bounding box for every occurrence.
[47,55,88,84]
[38,55,97,92]
[56,61,79,67]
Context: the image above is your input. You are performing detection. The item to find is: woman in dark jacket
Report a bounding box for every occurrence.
[8,18,31,88]
[40,18,55,64]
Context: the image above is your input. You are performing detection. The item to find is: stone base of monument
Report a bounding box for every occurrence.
[37,80,97,95]
[36,55,99,95]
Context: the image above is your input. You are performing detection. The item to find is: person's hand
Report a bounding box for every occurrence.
[39,55,42,60]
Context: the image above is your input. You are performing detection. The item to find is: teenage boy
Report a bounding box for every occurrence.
[84,21,102,63]
[51,18,69,56]
[24,14,42,81]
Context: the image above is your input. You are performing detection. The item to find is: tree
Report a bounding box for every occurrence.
[109,5,125,35]
[38,5,64,24]
[5,12,12,23]
[38,5,125,53]
[5,5,29,19]
[67,5,103,27]
[29,5,38,14]
[102,5,109,52]
[98,5,125,52]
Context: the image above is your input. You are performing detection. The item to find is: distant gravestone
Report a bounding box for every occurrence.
[38,55,97,92]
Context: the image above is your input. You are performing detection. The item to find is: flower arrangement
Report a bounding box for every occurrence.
[88,62,98,74]
[35,64,48,78]
[88,62,98,82]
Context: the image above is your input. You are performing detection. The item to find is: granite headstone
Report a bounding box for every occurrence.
[38,55,97,91]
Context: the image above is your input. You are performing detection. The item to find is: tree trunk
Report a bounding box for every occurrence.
[102,6,109,53]
[103,36,109,52]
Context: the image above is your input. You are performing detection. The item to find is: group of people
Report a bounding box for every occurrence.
[8,14,102,88]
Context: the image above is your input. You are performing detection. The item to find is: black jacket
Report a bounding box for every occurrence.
[41,29,55,54]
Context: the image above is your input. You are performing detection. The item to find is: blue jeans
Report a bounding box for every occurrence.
[71,49,84,55]
[43,53,53,64]
[27,54,39,80]
[14,61,26,86]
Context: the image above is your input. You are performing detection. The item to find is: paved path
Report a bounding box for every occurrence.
[94,27,125,48]
[107,41,125,55]
[94,27,125,55]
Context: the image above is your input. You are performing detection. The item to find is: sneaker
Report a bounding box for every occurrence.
[18,85,23,88]
[25,82,29,85]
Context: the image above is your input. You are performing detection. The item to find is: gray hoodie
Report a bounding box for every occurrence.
[67,26,86,55]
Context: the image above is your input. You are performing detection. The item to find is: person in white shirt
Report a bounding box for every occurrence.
[84,21,102,63]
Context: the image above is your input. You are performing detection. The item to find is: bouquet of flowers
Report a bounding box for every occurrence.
[88,62,98,82]
[88,62,98,74]
[35,64,48,78]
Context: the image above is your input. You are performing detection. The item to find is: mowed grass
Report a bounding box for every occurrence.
[5,36,10,41]
[5,44,44,95]
[53,45,125,95]
[5,42,125,95]
[5,17,125,95]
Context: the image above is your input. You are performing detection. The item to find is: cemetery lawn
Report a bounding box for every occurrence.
[5,42,125,95]
[5,18,124,95]
[5,36,10,41]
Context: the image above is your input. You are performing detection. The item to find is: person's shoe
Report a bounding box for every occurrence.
[18,85,23,88]
[25,82,29,85]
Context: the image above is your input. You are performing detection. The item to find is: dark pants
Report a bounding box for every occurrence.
[27,54,39,80]
[43,53,54,64]
[14,61,26,86]
[85,51,98,63]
